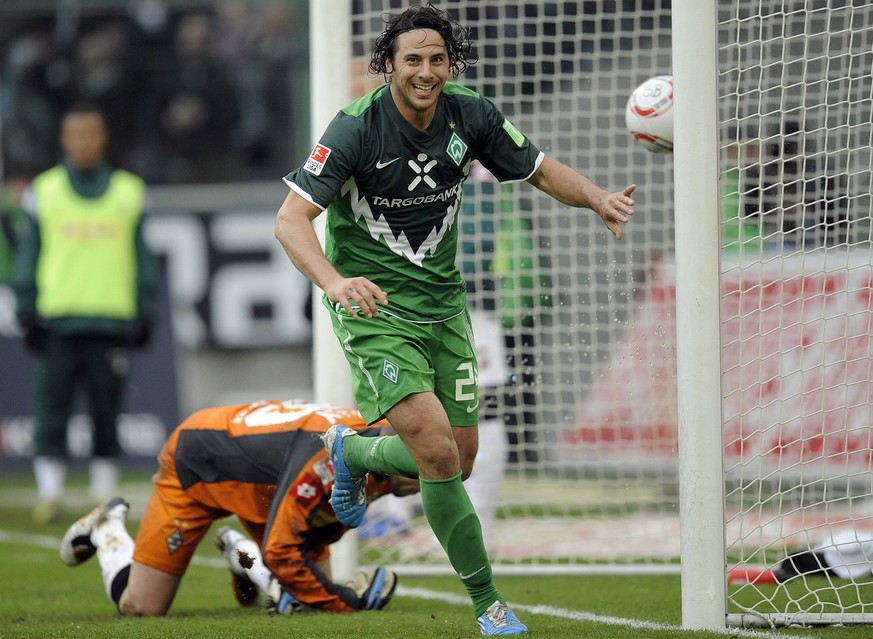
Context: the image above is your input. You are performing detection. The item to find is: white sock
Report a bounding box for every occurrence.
[220,528,274,595]
[466,418,508,544]
[34,456,66,502]
[93,516,135,601]
[89,458,119,501]
[234,538,274,595]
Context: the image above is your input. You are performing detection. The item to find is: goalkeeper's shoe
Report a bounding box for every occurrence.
[265,577,304,616]
[59,496,129,567]
[322,425,368,528]
[214,526,259,607]
[477,600,529,636]
[352,567,398,610]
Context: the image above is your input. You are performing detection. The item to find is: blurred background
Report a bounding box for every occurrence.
[0,0,315,465]
[0,0,310,183]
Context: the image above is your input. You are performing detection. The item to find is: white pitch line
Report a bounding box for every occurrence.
[1,529,810,639]
[0,529,59,549]
[389,586,811,639]
[520,602,809,639]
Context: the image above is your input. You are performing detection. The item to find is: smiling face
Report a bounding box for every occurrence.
[386,28,450,131]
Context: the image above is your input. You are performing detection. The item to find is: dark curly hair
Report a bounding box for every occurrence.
[369,2,476,78]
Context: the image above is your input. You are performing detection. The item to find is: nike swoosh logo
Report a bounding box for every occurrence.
[466,401,479,413]
[459,565,487,580]
[376,157,401,169]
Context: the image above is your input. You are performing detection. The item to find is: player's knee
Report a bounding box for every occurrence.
[455,435,478,480]
[117,592,169,617]
[460,457,474,481]
[416,440,462,478]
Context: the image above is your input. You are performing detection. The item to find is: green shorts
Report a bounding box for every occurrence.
[326,302,479,426]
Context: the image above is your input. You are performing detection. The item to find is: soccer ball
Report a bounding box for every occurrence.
[625,75,674,153]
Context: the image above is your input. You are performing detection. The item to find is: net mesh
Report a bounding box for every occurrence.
[718,0,873,624]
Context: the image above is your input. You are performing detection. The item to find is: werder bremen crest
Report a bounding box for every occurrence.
[447,132,468,166]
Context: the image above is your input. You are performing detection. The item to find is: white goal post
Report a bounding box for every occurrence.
[309,0,358,585]
[311,0,873,628]
[672,0,726,630]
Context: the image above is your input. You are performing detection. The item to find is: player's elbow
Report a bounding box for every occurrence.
[274,210,291,245]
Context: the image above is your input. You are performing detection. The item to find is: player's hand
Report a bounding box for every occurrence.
[264,577,304,616]
[19,317,48,353]
[351,567,398,610]
[324,276,388,318]
[127,320,153,348]
[596,184,636,240]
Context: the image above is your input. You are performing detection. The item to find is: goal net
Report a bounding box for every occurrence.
[718,1,873,627]
[329,0,873,624]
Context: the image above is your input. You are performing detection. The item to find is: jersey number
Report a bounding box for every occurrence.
[455,362,478,402]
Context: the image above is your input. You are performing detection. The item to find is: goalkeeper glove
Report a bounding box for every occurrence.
[352,567,398,611]
[264,577,304,616]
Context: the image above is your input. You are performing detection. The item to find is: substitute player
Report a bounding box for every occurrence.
[274,4,636,635]
[58,400,414,616]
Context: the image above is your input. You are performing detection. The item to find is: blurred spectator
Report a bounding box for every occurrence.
[0,172,30,284]
[71,21,142,169]
[0,30,64,176]
[127,0,171,40]
[720,122,849,256]
[147,12,242,183]
[213,0,296,179]
[14,102,158,523]
[720,139,763,257]
[1,3,303,185]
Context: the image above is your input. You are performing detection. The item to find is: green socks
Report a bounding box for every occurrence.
[342,434,503,618]
[342,433,420,478]
[420,473,502,618]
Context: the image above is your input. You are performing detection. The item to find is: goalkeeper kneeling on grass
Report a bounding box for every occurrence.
[57,399,417,616]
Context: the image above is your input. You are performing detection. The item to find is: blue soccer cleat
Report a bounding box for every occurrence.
[322,425,368,528]
[477,600,529,636]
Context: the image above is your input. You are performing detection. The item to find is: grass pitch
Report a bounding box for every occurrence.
[0,469,869,639]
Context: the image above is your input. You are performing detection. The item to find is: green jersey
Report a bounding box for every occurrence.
[285,82,543,321]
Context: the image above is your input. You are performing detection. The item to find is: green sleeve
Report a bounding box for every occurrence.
[12,213,40,320]
[135,217,159,323]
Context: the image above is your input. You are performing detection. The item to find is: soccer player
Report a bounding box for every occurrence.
[58,400,414,616]
[274,4,636,635]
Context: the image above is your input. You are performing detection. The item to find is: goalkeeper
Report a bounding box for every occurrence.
[58,399,416,616]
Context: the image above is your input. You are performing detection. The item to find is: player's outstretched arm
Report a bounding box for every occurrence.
[275,190,387,318]
[527,155,636,240]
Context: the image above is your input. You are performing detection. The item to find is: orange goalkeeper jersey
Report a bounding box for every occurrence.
[142,400,393,611]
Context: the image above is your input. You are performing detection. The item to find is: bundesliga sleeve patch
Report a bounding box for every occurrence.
[502,119,526,147]
[304,143,332,175]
